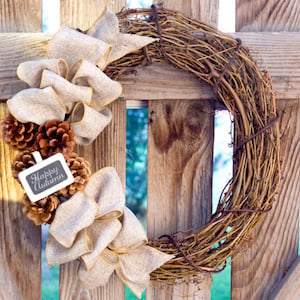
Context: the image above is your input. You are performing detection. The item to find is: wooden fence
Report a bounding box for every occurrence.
[0,0,299,299]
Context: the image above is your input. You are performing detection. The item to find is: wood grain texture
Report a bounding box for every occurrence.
[0,0,41,32]
[0,106,42,300]
[236,0,300,31]
[153,0,219,27]
[59,99,126,300]
[1,32,300,102]
[60,0,126,31]
[232,2,300,298]
[0,33,50,100]
[270,257,300,299]
[59,2,126,299]
[0,1,42,299]
[147,1,216,298]
[147,100,214,300]
[231,104,300,299]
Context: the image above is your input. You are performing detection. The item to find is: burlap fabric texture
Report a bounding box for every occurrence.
[8,7,157,145]
[46,167,173,298]
[6,7,172,298]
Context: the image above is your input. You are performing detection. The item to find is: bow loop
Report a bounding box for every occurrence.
[70,59,122,109]
[7,87,66,124]
[109,207,147,254]
[48,25,112,68]
[69,103,112,145]
[49,191,98,248]
[85,167,126,220]
[17,58,69,87]
[41,69,93,112]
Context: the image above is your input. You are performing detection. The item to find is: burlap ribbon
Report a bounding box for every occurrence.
[6,7,169,297]
[46,167,173,298]
[7,7,157,145]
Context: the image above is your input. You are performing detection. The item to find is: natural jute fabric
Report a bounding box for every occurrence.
[87,7,158,64]
[46,167,173,298]
[8,58,119,145]
[7,7,170,297]
[7,7,157,145]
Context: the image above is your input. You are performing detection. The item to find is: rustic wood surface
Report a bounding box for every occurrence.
[60,0,126,31]
[1,32,300,102]
[146,1,217,299]
[147,100,214,300]
[153,0,219,27]
[232,1,300,299]
[236,0,300,31]
[270,257,300,299]
[0,1,42,299]
[0,0,41,32]
[58,1,126,300]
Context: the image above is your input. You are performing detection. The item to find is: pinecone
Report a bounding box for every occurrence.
[57,152,91,198]
[11,150,35,183]
[22,194,60,225]
[34,120,75,158]
[1,114,38,151]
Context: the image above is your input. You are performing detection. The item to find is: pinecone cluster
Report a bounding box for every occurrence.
[35,119,75,158]
[57,152,91,197]
[1,114,38,151]
[22,194,60,225]
[13,151,91,225]
[1,114,76,160]
[1,113,92,226]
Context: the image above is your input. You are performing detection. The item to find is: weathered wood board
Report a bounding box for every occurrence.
[1,32,300,102]
[231,1,300,299]
[236,0,300,31]
[146,1,218,299]
[270,257,300,299]
[58,2,127,300]
[0,1,42,299]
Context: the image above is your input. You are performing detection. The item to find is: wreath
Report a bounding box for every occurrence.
[1,5,280,296]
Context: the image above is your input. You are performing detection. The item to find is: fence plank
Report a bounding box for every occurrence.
[59,2,126,300]
[236,0,300,31]
[153,0,219,27]
[147,100,214,300]
[232,1,300,299]
[0,0,41,32]
[0,1,42,299]
[270,257,300,299]
[2,32,300,102]
[147,1,218,299]
[60,0,126,31]
[59,100,126,300]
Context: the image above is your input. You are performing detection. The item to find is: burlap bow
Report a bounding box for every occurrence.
[6,7,169,297]
[46,167,173,298]
[7,7,157,145]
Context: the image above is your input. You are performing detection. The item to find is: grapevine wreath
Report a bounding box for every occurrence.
[1,5,280,295]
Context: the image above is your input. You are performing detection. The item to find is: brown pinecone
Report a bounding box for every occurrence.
[34,119,75,158]
[22,194,60,225]
[11,151,35,183]
[57,152,91,198]
[1,114,38,151]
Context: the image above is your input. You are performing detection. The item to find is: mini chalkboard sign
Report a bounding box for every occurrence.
[18,152,74,202]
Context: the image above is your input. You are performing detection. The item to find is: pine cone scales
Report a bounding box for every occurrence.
[22,194,60,225]
[35,120,75,158]
[1,114,38,150]
[58,152,91,197]
[12,151,35,182]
